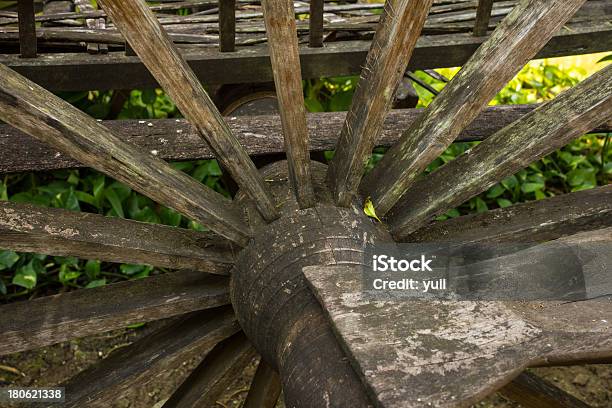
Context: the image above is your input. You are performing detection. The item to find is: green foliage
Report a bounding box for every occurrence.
[1,58,610,301]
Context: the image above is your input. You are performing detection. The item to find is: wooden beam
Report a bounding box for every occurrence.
[219,0,236,52]
[308,0,324,47]
[2,20,610,91]
[361,0,587,217]
[261,0,315,208]
[163,331,256,407]
[0,271,230,356]
[1,104,611,174]
[0,63,249,246]
[473,0,494,36]
[406,185,612,244]
[327,0,433,206]
[389,64,612,239]
[17,0,36,58]
[61,307,240,408]
[499,371,590,408]
[98,0,279,222]
[0,201,234,274]
[243,360,282,408]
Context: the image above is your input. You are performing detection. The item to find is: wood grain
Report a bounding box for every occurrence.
[0,201,235,274]
[499,371,590,408]
[17,0,36,58]
[261,0,315,208]
[473,0,494,36]
[327,0,433,206]
[361,0,587,216]
[219,0,236,52]
[0,63,249,246]
[389,64,612,239]
[0,271,230,356]
[243,360,282,408]
[162,331,256,407]
[98,0,279,222]
[308,0,324,47]
[406,184,612,244]
[2,104,611,174]
[60,307,240,408]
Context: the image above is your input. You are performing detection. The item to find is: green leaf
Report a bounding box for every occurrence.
[500,175,518,190]
[59,264,81,283]
[521,182,544,193]
[85,278,106,289]
[141,89,157,105]
[0,182,7,201]
[64,188,81,211]
[474,197,488,213]
[496,198,513,208]
[104,188,125,218]
[13,261,37,289]
[363,197,382,223]
[120,263,147,276]
[93,175,105,203]
[85,260,101,280]
[304,98,325,113]
[75,191,96,206]
[598,54,612,63]
[486,184,505,198]
[0,250,20,270]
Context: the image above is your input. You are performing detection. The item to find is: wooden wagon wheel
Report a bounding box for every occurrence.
[0,0,611,407]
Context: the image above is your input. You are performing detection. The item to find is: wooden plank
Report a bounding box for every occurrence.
[473,0,494,36]
[163,331,256,407]
[17,0,36,58]
[304,231,612,408]
[389,64,612,239]
[243,360,282,408]
[2,104,611,174]
[0,63,249,246]
[61,307,240,408]
[0,271,231,356]
[261,0,315,208]
[309,0,324,47]
[0,201,234,274]
[360,0,588,217]
[327,0,433,207]
[2,20,610,91]
[219,0,236,52]
[499,371,590,408]
[98,0,279,222]
[406,185,612,244]
[74,0,100,53]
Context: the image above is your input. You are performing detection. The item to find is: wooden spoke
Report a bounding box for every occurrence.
[0,63,249,246]
[61,307,240,408]
[499,371,590,408]
[0,271,230,356]
[361,0,587,217]
[2,104,611,174]
[327,0,433,207]
[219,0,236,52]
[304,229,612,407]
[98,0,279,222]
[473,0,494,36]
[389,64,612,239]
[308,0,324,47]
[17,0,36,58]
[0,201,234,274]
[163,331,256,407]
[261,0,315,209]
[243,359,282,408]
[406,184,612,244]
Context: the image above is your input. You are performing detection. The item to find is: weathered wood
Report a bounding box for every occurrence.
[74,0,100,53]
[499,371,590,408]
[17,0,36,58]
[261,0,315,208]
[98,0,279,222]
[60,307,240,408]
[219,0,236,52]
[308,0,324,47]
[406,184,612,244]
[3,20,610,91]
[0,271,230,356]
[243,360,282,408]
[2,104,611,174]
[473,0,494,36]
[304,231,612,408]
[0,201,234,274]
[389,64,612,239]
[361,0,587,217]
[0,63,249,246]
[327,0,433,207]
[162,331,256,407]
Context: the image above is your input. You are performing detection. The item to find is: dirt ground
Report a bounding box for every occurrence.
[0,323,610,407]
